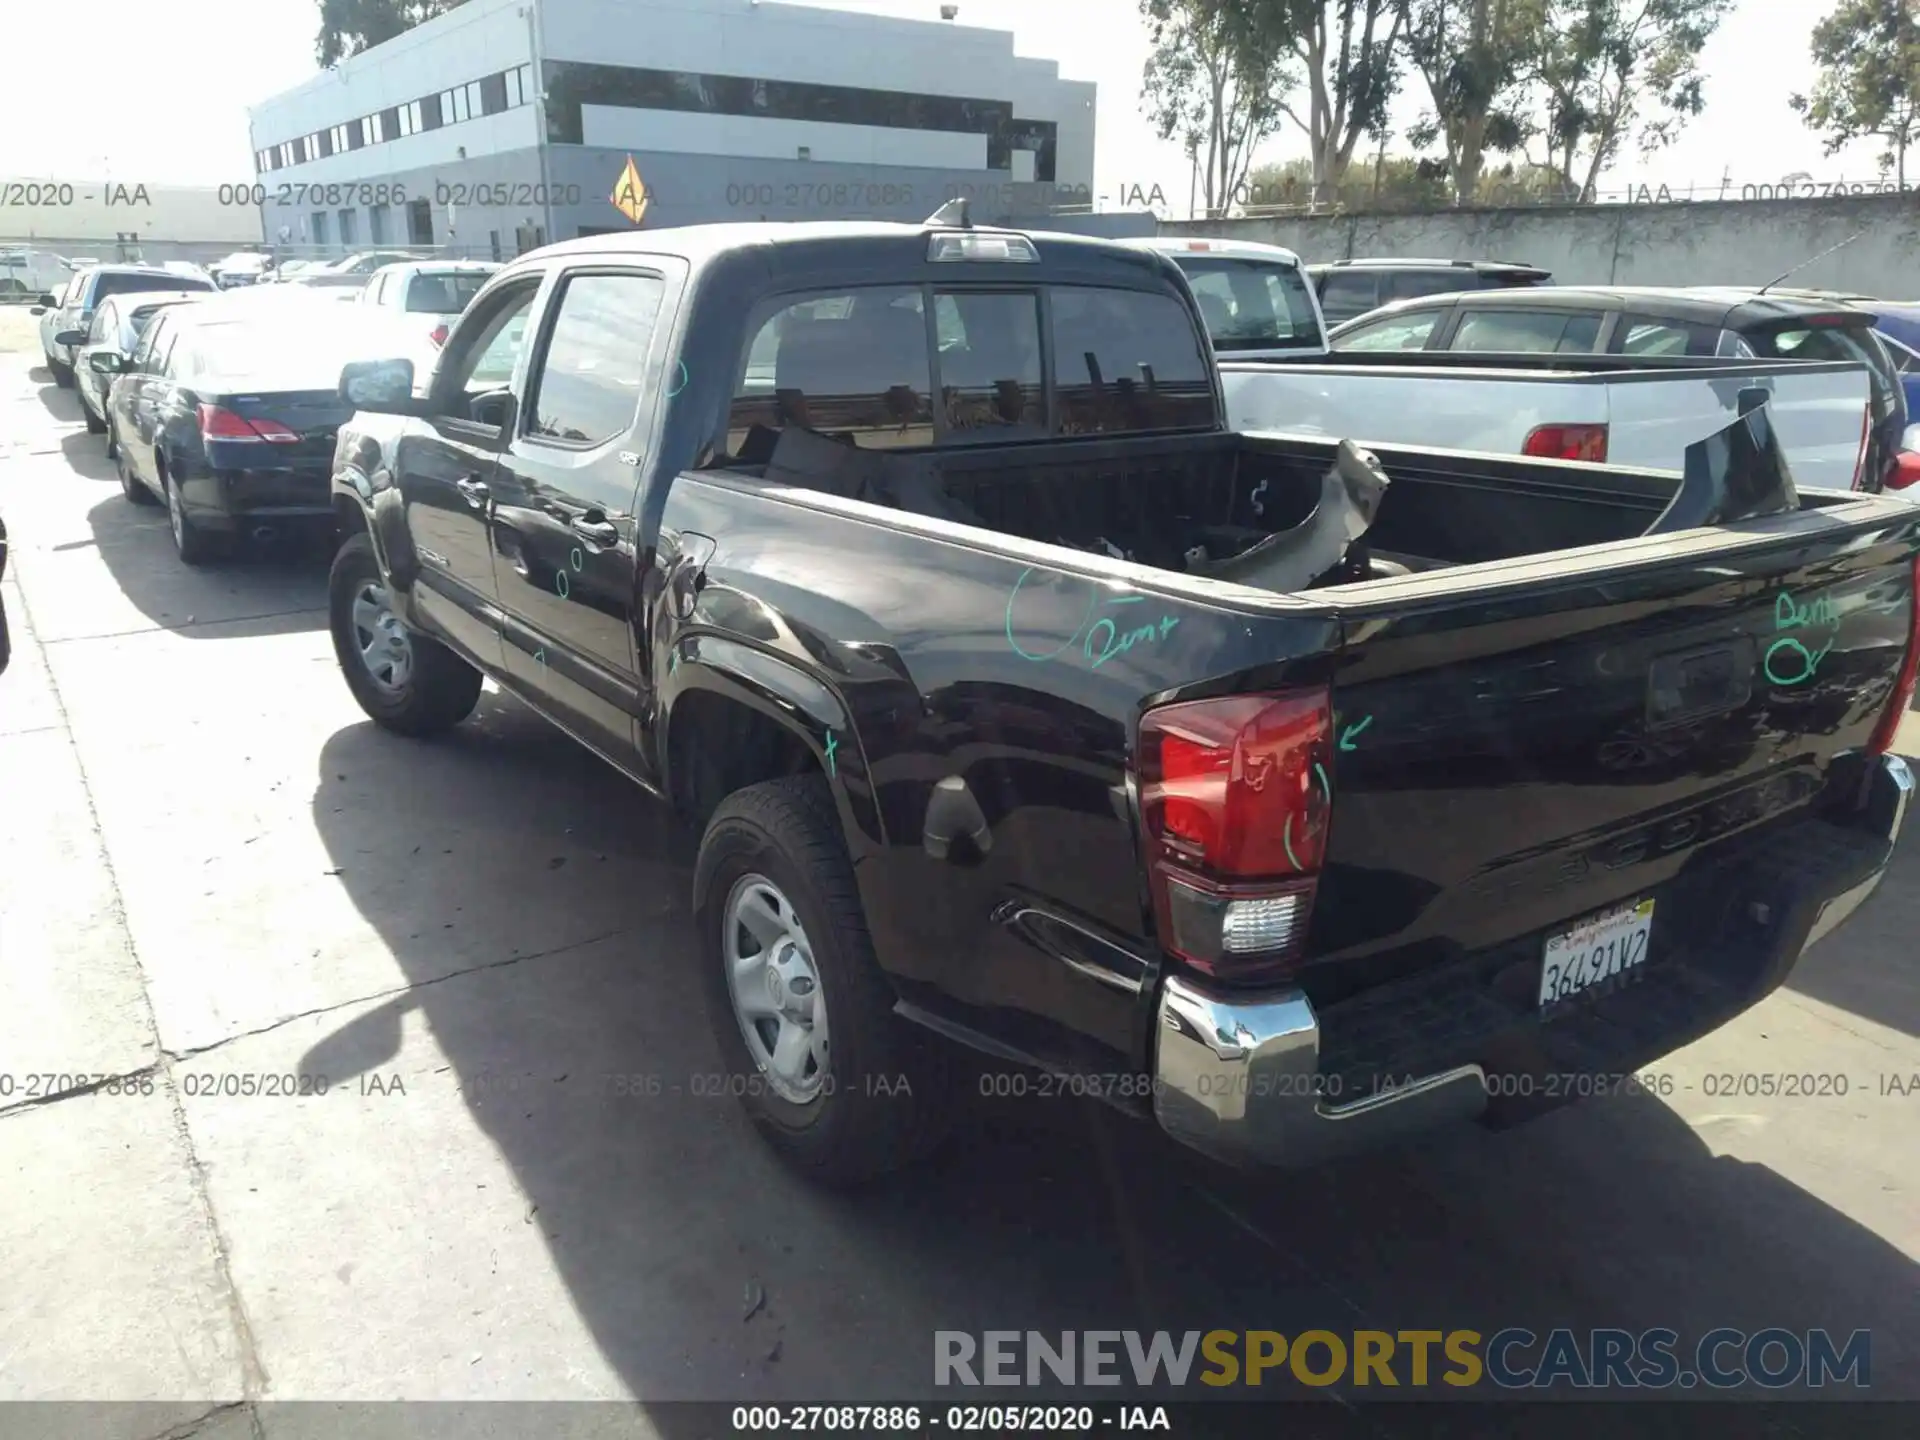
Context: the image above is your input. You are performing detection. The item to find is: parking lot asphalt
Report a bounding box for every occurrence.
[0,307,1914,1434]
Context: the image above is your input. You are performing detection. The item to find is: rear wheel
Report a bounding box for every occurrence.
[82,392,106,434]
[329,532,482,735]
[164,469,222,565]
[50,359,74,389]
[694,775,950,1186]
[116,442,151,504]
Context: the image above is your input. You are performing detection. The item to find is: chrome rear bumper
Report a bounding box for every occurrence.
[1151,752,1913,1169]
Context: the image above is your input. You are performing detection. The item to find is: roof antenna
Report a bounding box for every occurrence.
[1760,230,1865,293]
[924,198,971,228]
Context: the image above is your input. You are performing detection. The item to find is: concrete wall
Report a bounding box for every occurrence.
[1162,191,1920,298]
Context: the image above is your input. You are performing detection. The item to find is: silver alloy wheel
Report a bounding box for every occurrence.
[350,580,414,694]
[723,873,830,1104]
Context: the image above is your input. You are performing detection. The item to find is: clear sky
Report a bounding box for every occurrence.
[0,0,1894,208]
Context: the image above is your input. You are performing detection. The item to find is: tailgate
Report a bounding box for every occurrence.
[1310,497,1919,1008]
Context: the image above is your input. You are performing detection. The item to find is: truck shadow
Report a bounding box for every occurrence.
[297,694,1918,1413]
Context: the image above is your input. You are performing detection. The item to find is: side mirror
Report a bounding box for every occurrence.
[37,293,57,308]
[30,307,46,316]
[340,358,422,413]
[88,351,127,375]
[54,329,87,347]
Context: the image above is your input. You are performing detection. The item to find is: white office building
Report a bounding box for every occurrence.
[245,0,1096,260]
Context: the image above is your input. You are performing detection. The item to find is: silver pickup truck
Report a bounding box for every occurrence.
[1141,242,1896,493]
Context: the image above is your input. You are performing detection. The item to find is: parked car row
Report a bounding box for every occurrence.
[38,272,452,567]
[1142,237,1917,493]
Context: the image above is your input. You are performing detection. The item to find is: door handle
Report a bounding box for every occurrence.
[570,517,618,545]
[455,476,489,505]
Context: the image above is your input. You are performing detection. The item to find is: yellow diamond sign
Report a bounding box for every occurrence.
[610,156,649,225]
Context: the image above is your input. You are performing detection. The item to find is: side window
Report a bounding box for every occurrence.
[134,315,170,372]
[1616,315,1717,357]
[1334,309,1441,352]
[1386,271,1471,303]
[88,303,113,343]
[62,274,88,309]
[931,289,1045,439]
[368,272,388,305]
[431,278,540,415]
[524,271,666,445]
[725,285,935,453]
[1050,286,1214,434]
[1316,272,1378,324]
[1451,309,1602,353]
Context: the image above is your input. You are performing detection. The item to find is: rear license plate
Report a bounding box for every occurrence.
[1539,897,1654,1008]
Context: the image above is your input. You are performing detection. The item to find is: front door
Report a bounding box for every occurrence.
[486,266,678,770]
[393,275,542,670]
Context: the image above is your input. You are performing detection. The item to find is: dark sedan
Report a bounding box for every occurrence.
[100,299,434,565]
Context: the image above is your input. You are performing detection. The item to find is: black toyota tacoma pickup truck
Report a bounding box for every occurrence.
[326,213,1918,1184]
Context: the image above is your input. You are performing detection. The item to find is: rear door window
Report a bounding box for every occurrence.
[1316,271,1379,324]
[1450,308,1603,353]
[1333,308,1443,352]
[1614,317,1709,357]
[405,271,490,313]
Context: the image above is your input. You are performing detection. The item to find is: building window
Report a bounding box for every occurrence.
[505,66,525,108]
[480,72,507,116]
[339,208,357,245]
[540,60,1016,147]
[312,211,329,247]
[465,80,483,118]
[408,198,434,245]
[421,94,443,130]
[369,204,389,244]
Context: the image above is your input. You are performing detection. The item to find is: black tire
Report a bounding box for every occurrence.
[104,413,120,460]
[694,775,950,1186]
[51,359,74,389]
[116,439,151,503]
[163,469,222,566]
[82,394,106,434]
[329,532,483,735]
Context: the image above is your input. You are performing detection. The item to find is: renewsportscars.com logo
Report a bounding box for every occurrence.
[934,1328,1872,1390]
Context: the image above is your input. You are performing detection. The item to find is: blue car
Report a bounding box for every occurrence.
[1858,301,1920,418]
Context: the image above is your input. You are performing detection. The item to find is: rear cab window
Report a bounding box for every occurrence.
[1172,256,1324,352]
[721,281,1213,460]
[91,271,215,307]
[405,271,491,314]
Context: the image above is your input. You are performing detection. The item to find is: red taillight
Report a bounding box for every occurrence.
[1889,452,1920,491]
[1522,423,1609,463]
[429,323,450,347]
[1868,554,1920,757]
[1138,689,1332,982]
[197,404,299,443]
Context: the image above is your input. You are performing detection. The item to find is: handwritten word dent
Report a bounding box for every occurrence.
[1005,567,1182,671]
[1086,608,1179,669]
[1766,587,1839,687]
